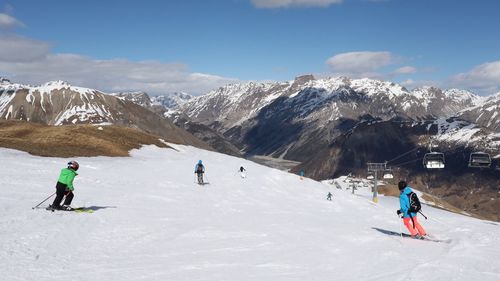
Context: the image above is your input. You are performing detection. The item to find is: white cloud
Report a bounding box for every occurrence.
[394,66,417,75]
[0,13,23,28]
[251,0,342,8]
[0,52,238,95]
[0,12,238,95]
[450,61,500,94]
[0,35,51,62]
[326,51,394,75]
[400,79,415,86]
[400,78,440,89]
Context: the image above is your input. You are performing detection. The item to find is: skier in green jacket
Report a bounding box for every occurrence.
[48,161,79,211]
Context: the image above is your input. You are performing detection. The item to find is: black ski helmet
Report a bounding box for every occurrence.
[398,180,407,191]
[68,160,79,171]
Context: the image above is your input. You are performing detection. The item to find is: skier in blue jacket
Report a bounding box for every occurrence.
[397,180,427,239]
[194,160,205,184]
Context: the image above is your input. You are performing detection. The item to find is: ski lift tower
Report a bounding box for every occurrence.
[367,162,387,203]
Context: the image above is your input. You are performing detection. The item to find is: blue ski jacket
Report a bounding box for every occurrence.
[194,161,205,174]
[399,186,417,218]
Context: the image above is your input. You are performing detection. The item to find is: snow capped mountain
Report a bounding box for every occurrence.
[444,88,485,104]
[172,75,485,161]
[406,87,484,117]
[0,79,207,148]
[0,79,115,125]
[181,80,283,127]
[151,92,194,109]
[349,77,408,98]
[111,91,153,108]
[458,92,500,132]
[178,76,481,129]
[433,117,500,151]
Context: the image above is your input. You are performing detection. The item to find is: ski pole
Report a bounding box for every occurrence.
[397,214,403,239]
[419,210,428,220]
[32,192,56,209]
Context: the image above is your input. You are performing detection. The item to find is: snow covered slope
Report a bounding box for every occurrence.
[1,145,500,281]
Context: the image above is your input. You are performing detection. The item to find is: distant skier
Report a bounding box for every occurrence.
[397,180,427,239]
[194,160,205,184]
[327,192,332,201]
[299,170,304,180]
[238,166,246,178]
[47,161,79,211]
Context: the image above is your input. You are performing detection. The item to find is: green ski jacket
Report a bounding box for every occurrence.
[58,168,78,191]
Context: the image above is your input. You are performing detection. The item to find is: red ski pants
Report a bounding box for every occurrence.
[403,216,426,236]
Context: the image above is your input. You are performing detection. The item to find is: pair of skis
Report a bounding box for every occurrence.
[32,192,93,213]
[398,232,450,243]
[44,206,94,213]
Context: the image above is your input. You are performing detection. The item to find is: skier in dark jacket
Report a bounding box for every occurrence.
[397,180,427,239]
[327,192,332,201]
[48,161,79,211]
[194,160,205,184]
[238,165,247,178]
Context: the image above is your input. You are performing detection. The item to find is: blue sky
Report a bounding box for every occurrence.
[0,0,499,95]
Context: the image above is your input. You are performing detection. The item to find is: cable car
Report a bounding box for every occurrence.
[469,152,491,168]
[423,152,445,169]
[383,169,394,179]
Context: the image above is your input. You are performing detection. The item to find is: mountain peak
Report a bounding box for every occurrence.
[41,80,71,88]
[0,77,11,85]
[294,74,315,83]
[444,88,482,104]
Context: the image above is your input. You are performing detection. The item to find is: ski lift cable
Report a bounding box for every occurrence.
[386,147,420,164]
[391,157,423,168]
[387,133,498,169]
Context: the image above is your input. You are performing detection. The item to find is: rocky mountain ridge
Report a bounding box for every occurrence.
[170,75,494,162]
[177,75,484,128]
[0,79,209,149]
[457,92,500,132]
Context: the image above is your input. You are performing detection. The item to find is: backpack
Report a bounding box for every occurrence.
[407,192,421,213]
[196,164,204,173]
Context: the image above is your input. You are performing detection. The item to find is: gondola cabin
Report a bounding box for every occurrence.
[423,152,445,169]
[383,170,393,179]
[469,152,491,168]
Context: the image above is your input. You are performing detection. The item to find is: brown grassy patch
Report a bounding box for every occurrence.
[0,120,170,157]
[420,194,465,213]
[378,185,401,197]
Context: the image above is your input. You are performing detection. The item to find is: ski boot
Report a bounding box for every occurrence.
[61,205,74,211]
[46,204,60,212]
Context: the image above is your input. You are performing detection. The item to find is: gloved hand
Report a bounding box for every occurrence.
[396,210,402,215]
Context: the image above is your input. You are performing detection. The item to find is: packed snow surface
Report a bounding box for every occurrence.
[1,145,500,281]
